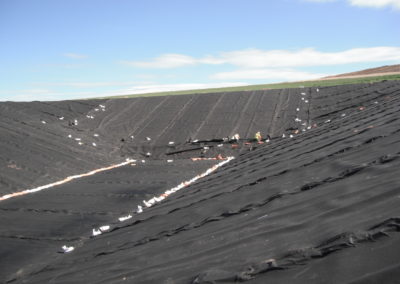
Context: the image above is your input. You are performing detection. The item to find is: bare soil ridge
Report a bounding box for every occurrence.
[324,64,400,79]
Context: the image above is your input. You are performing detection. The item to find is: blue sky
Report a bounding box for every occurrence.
[0,0,399,101]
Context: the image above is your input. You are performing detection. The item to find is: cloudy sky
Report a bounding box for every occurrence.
[0,0,399,101]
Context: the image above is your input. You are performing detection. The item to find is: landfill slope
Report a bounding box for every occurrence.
[0,83,392,194]
[0,99,110,194]
[1,80,400,283]
[0,159,216,281]
[0,90,286,194]
[0,88,305,194]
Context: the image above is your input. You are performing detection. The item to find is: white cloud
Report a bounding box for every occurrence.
[212,69,327,81]
[1,82,250,101]
[124,47,400,69]
[222,47,400,68]
[40,81,151,88]
[305,0,400,9]
[62,82,118,88]
[0,89,93,102]
[121,54,225,68]
[63,53,88,59]
[349,0,400,9]
[105,82,249,96]
[121,54,197,68]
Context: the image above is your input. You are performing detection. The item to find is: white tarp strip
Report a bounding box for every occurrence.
[0,159,136,201]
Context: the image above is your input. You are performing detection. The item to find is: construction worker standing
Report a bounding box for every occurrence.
[255,131,262,142]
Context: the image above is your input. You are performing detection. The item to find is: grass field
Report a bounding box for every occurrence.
[93,73,400,100]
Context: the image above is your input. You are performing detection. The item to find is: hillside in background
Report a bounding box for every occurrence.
[325,64,400,79]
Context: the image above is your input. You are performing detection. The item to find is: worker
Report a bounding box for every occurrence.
[255,131,262,142]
